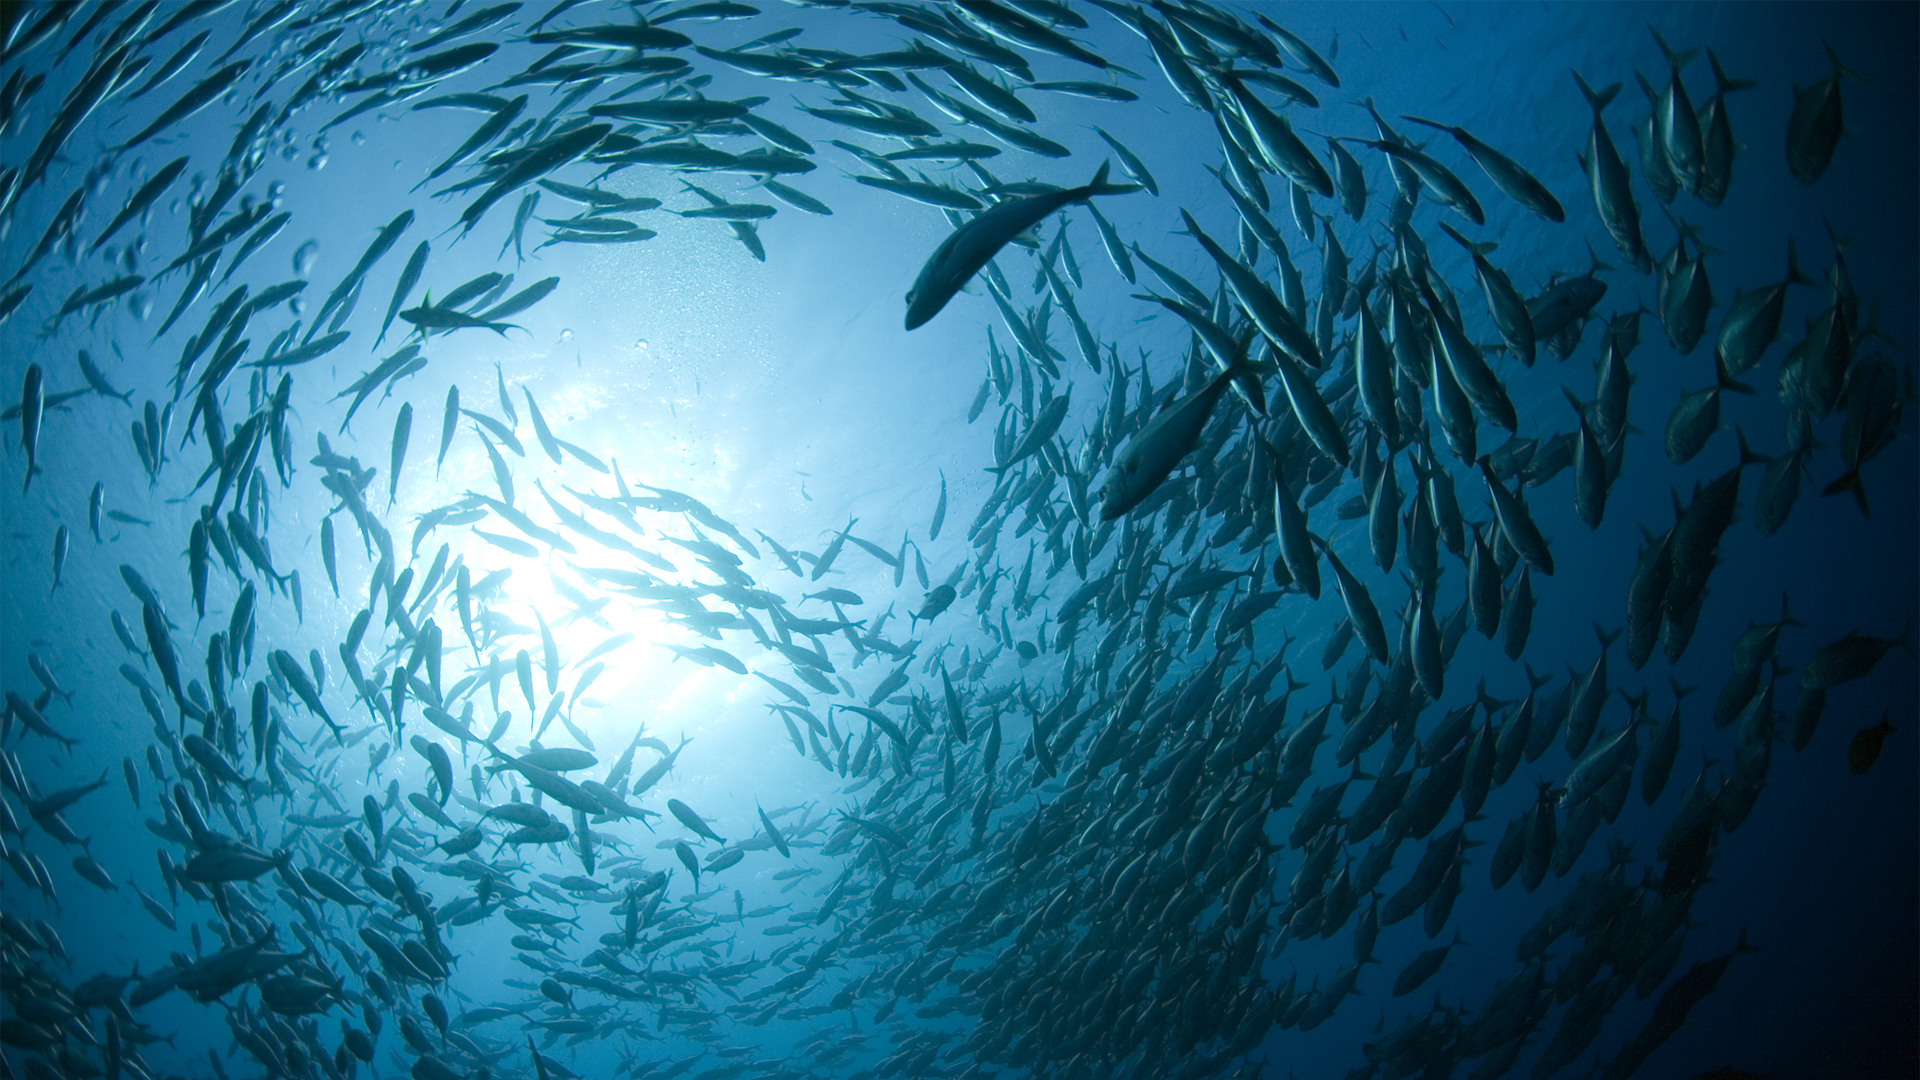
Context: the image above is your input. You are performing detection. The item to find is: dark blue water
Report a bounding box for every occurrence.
[0,3,1913,1080]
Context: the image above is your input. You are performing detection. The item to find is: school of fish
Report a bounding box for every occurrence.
[0,4,1912,1080]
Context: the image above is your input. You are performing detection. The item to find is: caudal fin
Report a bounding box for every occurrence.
[1707,49,1758,95]
[1571,69,1621,114]
[1820,466,1870,517]
[1085,161,1135,197]
[1714,350,1754,395]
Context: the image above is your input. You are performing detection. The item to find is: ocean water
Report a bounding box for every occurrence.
[0,3,1914,1080]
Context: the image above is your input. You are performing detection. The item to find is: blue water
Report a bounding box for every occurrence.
[0,3,1914,1080]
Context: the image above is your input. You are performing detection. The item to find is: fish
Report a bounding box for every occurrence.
[388,403,411,509]
[1402,114,1564,221]
[18,362,43,492]
[667,798,724,842]
[911,585,957,628]
[1802,623,1914,693]
[1716,239,1812,379]
[376,241,430,347]
[954,0,1108,70]
[1849,713,1895,774]
[1694,49,1757,207]
[118,59,252,152]
[1220,73,1333,198]
[1437,222,1535,367]
[1572,70,1651,272]
[1785,41,1857,185]
[1338,136,1484,225]
[1100,355,1255,520]
[906,162,1136,329]
[1479,459,1554,575]
[311,209,415,336]
[91,156,188,253]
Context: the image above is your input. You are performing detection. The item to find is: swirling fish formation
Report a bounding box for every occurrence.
[0,5,1910,1080]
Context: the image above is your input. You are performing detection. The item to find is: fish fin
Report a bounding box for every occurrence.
[1860,297,1900,349]
[1733,425,1766,469]
[1821,215,1854,252]
[1707,49,1757,94]
[1570,70,1620,113]
[1585,240,1616,276]
[1083,160,1131,197]
[1398,114,1456,136]
[1714,351,1753,395]
[1819,467,1869,516]
[1633,69,1661,104]
[1783,236,1814,289]
[1559,385,1593,422]
[1822,40,1863,83]
[1647,26,1697,70]
[1594,622,1623,652]
[1435,220,1484,254]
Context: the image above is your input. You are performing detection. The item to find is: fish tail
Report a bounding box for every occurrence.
[1784,236,1814,289]
[1751,595,1797,639]
[1823,40,1863,83]
[1707,49,1757,95]
[1079,160,1119,197]
[1559,385,1593,424]
[1633,68,1661,105]
[1594,622,1624,652]
[1570,70,1619,114]
[1819,466,1869,516]
[1713,350,1753,395]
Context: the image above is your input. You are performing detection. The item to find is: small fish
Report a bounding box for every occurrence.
[1849,713,1895,775]
[120,60,253,152]
[19,362,43,493]
[49,525,67,594]
[92,156,189,253]
[667,798,724,842]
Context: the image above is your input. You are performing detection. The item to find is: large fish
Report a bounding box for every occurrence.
[1100,345,1252,519]
[905,162,1135,329]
